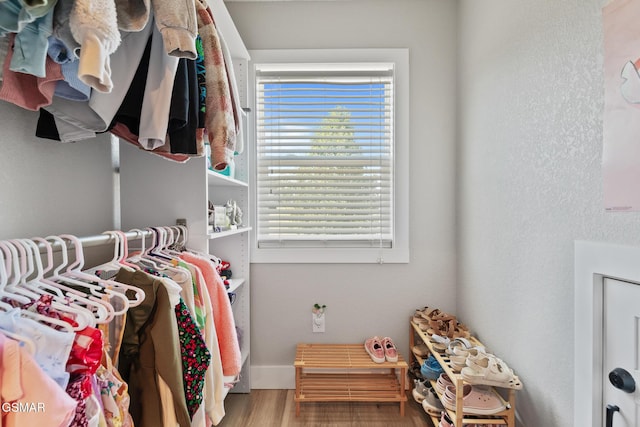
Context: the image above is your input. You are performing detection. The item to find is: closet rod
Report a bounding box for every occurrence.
[75,229,152,249]
[32,229,154,253]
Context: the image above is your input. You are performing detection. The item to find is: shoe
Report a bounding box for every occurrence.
[438,411,454,427]
[449,354,468,373]
[411,379,429,402]
[420,354,444,380]
[364,336,385,363]
[446,337,472,356]
[412,342,429,357]
[421,386,444,416]
[435,373,453,395]
[429,334,450,353]
[408,361,425,381]
[462,352,523,390]
[381,337,398,362]
[441,384,506,415]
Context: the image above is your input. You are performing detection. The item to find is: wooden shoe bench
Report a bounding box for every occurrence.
[409,320,520,427]
[294,343,408,416]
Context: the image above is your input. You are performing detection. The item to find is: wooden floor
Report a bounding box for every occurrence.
[218,389,435,427]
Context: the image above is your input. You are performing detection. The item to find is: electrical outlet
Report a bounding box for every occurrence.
[312,313,325,333]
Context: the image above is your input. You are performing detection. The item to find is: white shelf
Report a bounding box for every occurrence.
[226,278,245,294]
[207,169,248,187]
[208,226,251,240]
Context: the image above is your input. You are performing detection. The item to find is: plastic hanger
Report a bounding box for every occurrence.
[59,234,132,313]
[43,235,116,323]
[0,242,74,333]
[84,231,138,276]
[0,241,32,305]
[5,239,92,330]
[31,236,110,324]
[0,253,16,311]
[125,228,149,265]
[17,238,95,330]
[114,230,139,270]
[4,239,42,301]
[0,268,37,355]
[135,227,177,268]
[60,234,144,309]
[130,227,190,283]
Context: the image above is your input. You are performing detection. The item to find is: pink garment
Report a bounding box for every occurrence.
[0,332,77,427]
[196,1,236,170]
[0,35,64,111]
[180,252,241,376]
[110,122,191,163]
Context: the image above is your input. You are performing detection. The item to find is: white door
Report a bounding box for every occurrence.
[603,278,640,427]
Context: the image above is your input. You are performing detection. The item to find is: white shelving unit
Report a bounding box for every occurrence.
[119,0,252,397]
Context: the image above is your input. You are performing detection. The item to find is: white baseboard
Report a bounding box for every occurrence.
[250,365,296,389]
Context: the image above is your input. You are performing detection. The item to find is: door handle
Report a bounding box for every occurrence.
[606,404,619,427]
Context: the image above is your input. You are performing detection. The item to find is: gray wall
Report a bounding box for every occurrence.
[226,0,459,385]
[458,1,640,426]
[0,105,114,240]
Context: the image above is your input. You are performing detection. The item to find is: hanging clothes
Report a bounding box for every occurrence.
[168,58,202,155]
[96,349,134,427]
[69,0,121,93]
[0,332,78,427]
[0,0,56,78]
[40,17,153,143]
[0,308,74,389]
[195,0,237,171]
[114,268,190,427]
[175,298,211,419]
[180,252,241,377]
[0,34,64,111]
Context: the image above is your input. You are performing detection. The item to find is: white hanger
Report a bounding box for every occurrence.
[59,234,131,314]
[2,239,92,331]
[0,254,15,312]
[0,242,74,333]
[31,236,110,324]
[129,227,191,284]
[0,241,32,304]
[114,230,139,270]
[84,231,137,276]
[17,238,95,330]
[60,234,144,309]
[43,235,116,323]
[125,228,148,265]
[5,240,43,301]
[0,281,37,355]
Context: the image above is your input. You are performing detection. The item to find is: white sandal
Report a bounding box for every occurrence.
[461,353,523,390]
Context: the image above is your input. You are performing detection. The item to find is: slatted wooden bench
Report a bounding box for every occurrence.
[294,343,408,416]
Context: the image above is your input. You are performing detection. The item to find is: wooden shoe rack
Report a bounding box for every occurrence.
[294,343,408,416]
[409,320,520,427]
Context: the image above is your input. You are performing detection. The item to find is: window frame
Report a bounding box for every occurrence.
[248,49,409,264]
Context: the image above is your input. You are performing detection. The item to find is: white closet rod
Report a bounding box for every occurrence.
[31,229,155,253]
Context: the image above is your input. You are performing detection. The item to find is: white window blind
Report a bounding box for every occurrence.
[255,63,395,248]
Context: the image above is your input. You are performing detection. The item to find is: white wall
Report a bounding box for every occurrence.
[0,103,115,240]
[226,0,458,386]
[458,1,640,426]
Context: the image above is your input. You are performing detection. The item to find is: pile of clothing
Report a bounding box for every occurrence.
[0,0,243,167]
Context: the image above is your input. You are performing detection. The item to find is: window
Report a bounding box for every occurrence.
[249,49,409,263]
